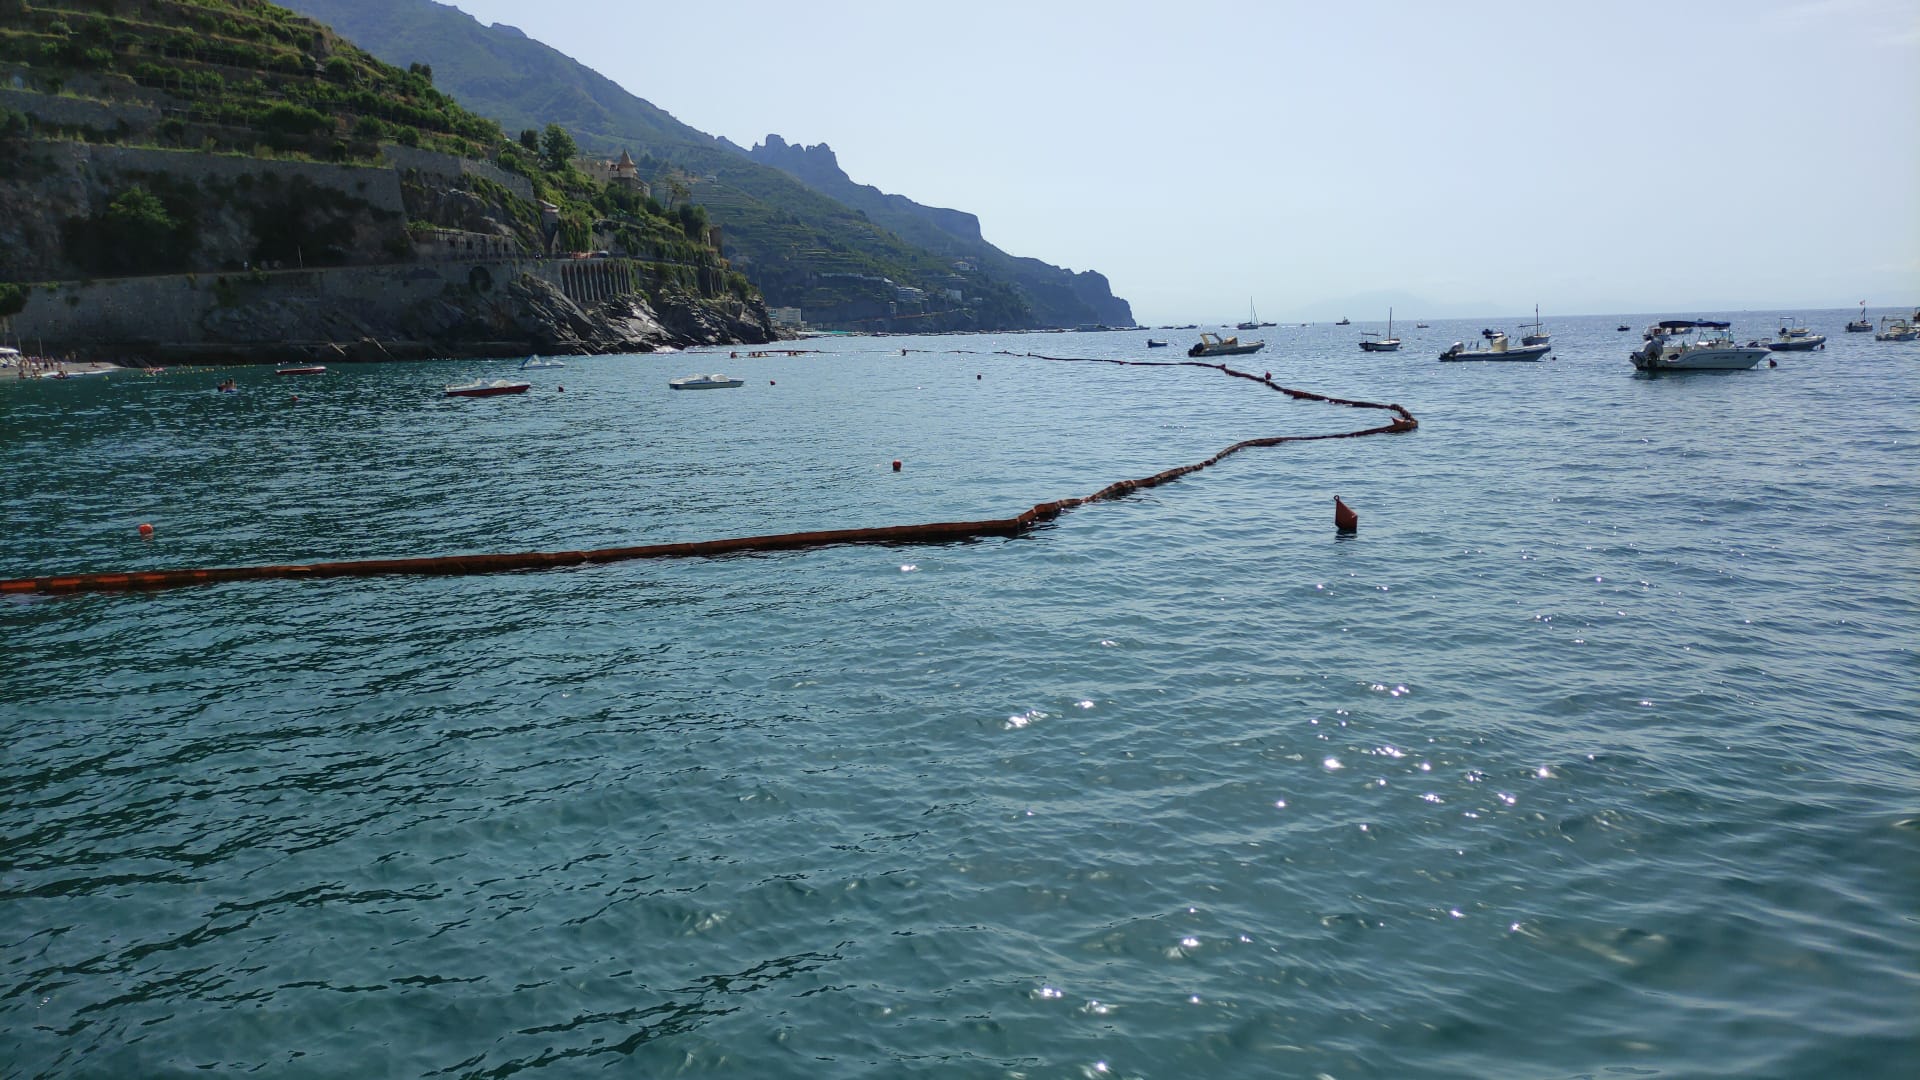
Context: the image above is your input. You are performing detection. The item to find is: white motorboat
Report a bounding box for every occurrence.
[1187,332,1265,357]
[520,356,566,369]
[1439,329,1551,362]
[445,378,532,397]
[1630,322,1769,371]
[1359,307,1401,352]
[668,373,745,389]
[1873,317,1917,342]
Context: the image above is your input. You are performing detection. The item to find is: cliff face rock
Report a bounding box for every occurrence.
[747,134,1134,328]
[749,135,987,250]
[0,143,410,282]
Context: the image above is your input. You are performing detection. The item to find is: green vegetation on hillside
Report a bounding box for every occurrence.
[1,0,749,302]
[280,0,1109,329]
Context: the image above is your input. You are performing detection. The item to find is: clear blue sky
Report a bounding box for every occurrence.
[440,0,1918,323]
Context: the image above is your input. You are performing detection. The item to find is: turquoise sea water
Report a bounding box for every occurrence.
[3,311,1917,1078]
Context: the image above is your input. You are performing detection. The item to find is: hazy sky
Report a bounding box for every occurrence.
[437,0,1917,322]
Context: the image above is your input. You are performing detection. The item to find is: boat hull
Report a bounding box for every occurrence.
[1631,347,1768,371]
[276,366,326,375]
[1188,343,1265,357]
[1358,339,1401,352]
[669,376,744,389]
[445,381,531,397]
[1764,336,1825,352]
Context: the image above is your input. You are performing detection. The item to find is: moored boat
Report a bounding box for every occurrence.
[1359,308,1401,352]
[1760,317,1825,352]
[1630,322,1769,371]
[521,356,566,369]
[668,373,745,389]
[1873,317,1918,342]
[445,378,532,397]
[1439,329,1550,362]
[1845,302,1872,332]
[276,364,326,375]
[1520,304,1550,347]
[1187,332,1265,357]
[1145,339,1169,348]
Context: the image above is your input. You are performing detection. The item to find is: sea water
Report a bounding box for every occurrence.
[3,312,1916,1078]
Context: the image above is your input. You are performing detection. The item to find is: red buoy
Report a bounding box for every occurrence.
[1334,496,1358,533]
[137,523,154,539]
[892,460,902,472]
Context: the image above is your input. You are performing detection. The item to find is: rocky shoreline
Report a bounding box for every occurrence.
[5,267,785,368]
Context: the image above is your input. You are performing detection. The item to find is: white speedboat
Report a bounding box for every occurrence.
[445,378,532,397]
[668,373,744,389]
[1630,322,1769,371]
[1359,308,1401,352]
[1439,329,1550,362]
[520,356,565,369]
[1187,332,1265,357]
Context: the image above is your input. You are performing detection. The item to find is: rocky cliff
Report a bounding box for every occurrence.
[746,135,1135,328]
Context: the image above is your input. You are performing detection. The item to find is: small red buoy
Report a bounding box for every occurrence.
[892,460,902,472]
[1264,371,1271,380]
[769,379,776,385]
[1334,496,1358,533]
[557,385,564,392]
[137,523,154,539]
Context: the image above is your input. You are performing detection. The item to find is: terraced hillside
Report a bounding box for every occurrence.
[0,0,741,296]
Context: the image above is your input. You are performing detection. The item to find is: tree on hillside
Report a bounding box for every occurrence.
[519,129,539,152]
[61,184,193,275]
[540,124,576,172]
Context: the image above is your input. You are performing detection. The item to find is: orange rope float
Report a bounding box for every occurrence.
[0,358,1416,596]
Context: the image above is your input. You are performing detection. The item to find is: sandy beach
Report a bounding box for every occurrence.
[3,354,137,380]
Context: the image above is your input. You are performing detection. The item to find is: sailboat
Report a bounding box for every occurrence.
[1520,304,1550,347]
[1237,299,1261,331]
[1359,308,1401,352]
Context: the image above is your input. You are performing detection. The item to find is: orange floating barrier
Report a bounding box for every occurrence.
[0,355,1417,596]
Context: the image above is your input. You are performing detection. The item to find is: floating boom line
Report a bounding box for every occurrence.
[0,357,1416,596]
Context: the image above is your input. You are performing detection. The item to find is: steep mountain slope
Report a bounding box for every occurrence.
[281,0,1133,329]
[748,135,1132,328]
